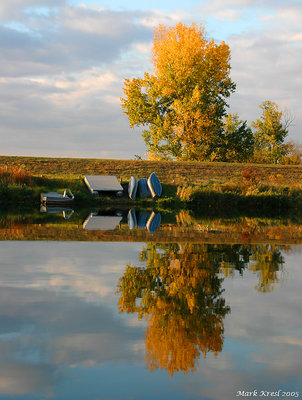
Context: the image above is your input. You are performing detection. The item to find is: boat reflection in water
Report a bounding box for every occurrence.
[83,209,161,233]
[128,208,161,233]
[39,206,162,233]
[83,208,161,234]
[83,212,123,231]
[40,205,74,220]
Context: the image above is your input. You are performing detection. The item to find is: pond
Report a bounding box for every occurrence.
[0,208,301,400]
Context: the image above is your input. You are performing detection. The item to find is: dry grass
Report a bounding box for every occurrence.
[1,155,302,187]
[0,165,32,185]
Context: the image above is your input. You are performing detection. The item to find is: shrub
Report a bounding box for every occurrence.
[0,165,32,186]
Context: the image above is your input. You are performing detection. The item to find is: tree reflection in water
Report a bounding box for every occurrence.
[116,243,286,376]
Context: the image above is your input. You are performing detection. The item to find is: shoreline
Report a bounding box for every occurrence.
[0,155,302,215]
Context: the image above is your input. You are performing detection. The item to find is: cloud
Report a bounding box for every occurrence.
[224,2,302,142]
[0,363,57,396]
[0,0,65,19]
[0,7,153,78]
[0,4,155,157]
[0,0,301,158]
[138,8,190,28]
[0,64,147,158]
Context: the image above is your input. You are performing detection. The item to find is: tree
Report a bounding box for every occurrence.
[214,113,254,162]
[251,101,290,164]
[280,141,302,165]
[121,22,236,161]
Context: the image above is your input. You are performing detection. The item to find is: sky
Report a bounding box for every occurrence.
[0,0,301,159]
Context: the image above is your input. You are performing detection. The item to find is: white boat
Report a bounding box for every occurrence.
[84,175,123,196]
[127,208,137,230]
[147,172,162,199]
[128,176,138,200]
[138,178,151,198]
[40,189,74,205]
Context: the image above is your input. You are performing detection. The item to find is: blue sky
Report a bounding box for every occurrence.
[0,0,301,158]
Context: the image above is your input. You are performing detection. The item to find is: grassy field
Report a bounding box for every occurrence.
[1,155,302,184]
[0,155,302,211]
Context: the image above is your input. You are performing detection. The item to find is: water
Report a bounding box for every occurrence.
[0,209,301,400]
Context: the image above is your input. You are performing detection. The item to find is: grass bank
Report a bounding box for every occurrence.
[0,155,302,213]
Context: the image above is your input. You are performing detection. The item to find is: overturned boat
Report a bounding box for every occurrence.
[147,172,162,199]
[138,178,151,198]
[84,175,123,196]
[40,189,74,205]
[128,176,138,200]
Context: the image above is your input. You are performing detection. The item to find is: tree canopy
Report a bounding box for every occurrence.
[121,22,237,161]
[251,101,290,164]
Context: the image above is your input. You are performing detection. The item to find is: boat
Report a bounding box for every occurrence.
[147,172,162,199]
[127,208,137,230]
[137,209,151,229]
[84,175,123,196]
[128,176,138,200]
[138,178,151,198]
[40,189,74,205]
[146,211,161,233]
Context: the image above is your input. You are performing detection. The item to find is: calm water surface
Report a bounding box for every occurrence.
[0,212,301,400]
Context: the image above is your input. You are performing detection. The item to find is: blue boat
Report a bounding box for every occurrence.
[146,211,161,234]
[128,176,138,200]
[137,210,152,229]
[147,172,162,199]
[138,178,151,198]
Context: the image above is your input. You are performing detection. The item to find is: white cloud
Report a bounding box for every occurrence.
[133,41,152,55]
[224,1,302,142]
[139,9,189,28]
[0,0,64,19]
[0,0,301,157]
[61,6,140,37]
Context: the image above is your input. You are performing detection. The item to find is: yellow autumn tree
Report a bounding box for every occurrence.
[116,243,231,376]
[121,22,236,161]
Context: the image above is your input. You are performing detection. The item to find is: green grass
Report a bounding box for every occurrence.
[1,155,302,213]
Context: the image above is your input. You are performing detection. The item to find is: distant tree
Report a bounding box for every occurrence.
[280,141,302,165]
[121,22,236,161]
[213,113,254,162]
[251,101,291,164]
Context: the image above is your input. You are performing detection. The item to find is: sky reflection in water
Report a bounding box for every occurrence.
[0,241,301,400]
